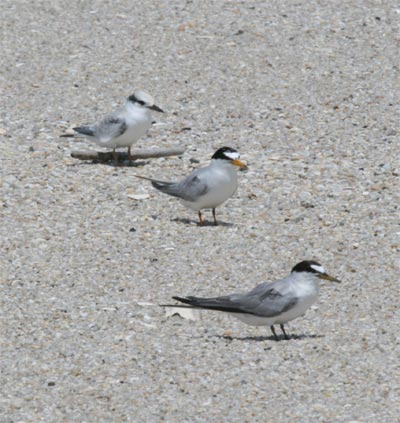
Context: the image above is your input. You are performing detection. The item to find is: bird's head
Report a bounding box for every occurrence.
[291,260,341,283]
[128,90,164,113]
[211,147,247,169]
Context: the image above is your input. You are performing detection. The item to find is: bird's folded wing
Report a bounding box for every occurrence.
[97,117,127,142]
[172,295,254,314]
[73,125,95,136]
[179,175,209,201]
[241,288,298,317]
[151,180,182,198]
[148,175,208,201]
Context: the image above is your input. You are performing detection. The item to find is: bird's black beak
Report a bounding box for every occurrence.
[148,104,164,113]
[318,273,341,283]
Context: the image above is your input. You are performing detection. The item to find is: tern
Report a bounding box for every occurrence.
[165,260,340,340]
[72,90,164,162]
[134,146,247,225]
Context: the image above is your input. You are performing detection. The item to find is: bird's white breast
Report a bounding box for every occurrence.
[274,278,319,324]
[115,106,152,147]
[180,165,238,211]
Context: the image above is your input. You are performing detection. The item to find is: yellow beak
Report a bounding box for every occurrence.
[318,273,341,283]
[231,159,247,169]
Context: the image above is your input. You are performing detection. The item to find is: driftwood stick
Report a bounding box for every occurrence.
[71,147,185,162]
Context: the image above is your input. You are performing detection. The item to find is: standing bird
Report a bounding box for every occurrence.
[134,147,247,225]
[165,260,340,340]
[72,91,164,162]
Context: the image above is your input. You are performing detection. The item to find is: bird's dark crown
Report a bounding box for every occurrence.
[291,260,323,274]
[211,146,239,160]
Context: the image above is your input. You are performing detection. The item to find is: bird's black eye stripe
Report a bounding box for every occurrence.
[128,94,146,106]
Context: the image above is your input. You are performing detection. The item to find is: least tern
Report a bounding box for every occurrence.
[134,147,247,225]
[72,91,164,162]
[166,260,340,340]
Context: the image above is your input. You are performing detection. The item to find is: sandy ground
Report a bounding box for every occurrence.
[1,1,399,422]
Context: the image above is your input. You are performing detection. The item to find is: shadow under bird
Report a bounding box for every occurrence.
[72,90,164,162]
[164,260,340,340]
[134,146,247,225]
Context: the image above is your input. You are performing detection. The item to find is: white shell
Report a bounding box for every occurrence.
[165,307,200,321]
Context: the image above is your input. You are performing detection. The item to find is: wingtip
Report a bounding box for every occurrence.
[151,181,161,189]
[172,296,192,305]
[73,126,95,136]
[151,180,170,191]
[172,296,185,302]
[160,297,193,308]
[131,174,154,182]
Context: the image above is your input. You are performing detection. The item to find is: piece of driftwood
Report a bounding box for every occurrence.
[71,147,185,162]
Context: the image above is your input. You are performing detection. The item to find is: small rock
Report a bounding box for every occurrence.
[299,191,312,202]
[380,163,391,173]
[64,128,76,136]
[128,194,150,200]
[165,307,199,321]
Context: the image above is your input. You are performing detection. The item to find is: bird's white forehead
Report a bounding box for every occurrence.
[224,151,240,160]
[311,264,325,274]
[134,90,154,105]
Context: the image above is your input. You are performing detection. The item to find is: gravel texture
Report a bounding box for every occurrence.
[1,1,399,422]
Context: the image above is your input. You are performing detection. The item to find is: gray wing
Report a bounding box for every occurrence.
[73,116,127,141]
[151,170,208,201]
[238,278,298,317]
[73,125,95,137]
[173,277,298,318]
[178,172,209,201]
[173,284,297,318]
[172,295,254,314]
[151,180,183,198]
[238,288,298,317]
[94,116,127,142]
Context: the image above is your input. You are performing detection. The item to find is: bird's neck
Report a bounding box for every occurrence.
[126,102,149,117]
[210,160,236,171]
[292,272,320,296]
